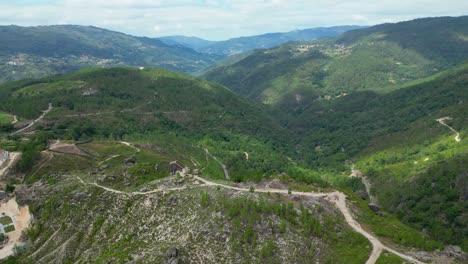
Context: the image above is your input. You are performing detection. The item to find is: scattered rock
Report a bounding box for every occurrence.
[167,196,177,205]
[139,187,148,192]
[165,247,179,264]
[192,169,200,175]
[124,156,137,165]
[368,203,380,213]
[356,190,369,200]
[100,164,111,170]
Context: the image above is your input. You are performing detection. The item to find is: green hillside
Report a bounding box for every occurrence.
[203,16,468,105]
[0,25,219,82]
[0,67,298,182]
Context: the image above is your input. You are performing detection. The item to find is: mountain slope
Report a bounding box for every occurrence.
[203,16,468,104]
[0,67,296,181]
[157,35,216,50]
[198,26,365,56]
[0,25,218,82]
[284,63,468,250]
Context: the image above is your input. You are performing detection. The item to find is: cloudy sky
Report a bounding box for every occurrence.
[0,0,467,40]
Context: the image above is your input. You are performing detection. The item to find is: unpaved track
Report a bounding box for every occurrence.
[62,101,152,118]
[0,152,21,178]
[77,172,424,264]
[204,148,230,180]
[11,115,17,124]
[437,117,461,142]
[11,103,52,135]
[0,198,32,259]
[350,166,377,204]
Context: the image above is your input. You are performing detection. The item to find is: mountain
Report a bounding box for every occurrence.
[203,16,468,105]
[0,67,450,263]
[157,35,216,50]
[197,26,366,56]
[0,25,219,82]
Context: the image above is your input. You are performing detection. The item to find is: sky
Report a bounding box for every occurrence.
[0,0,467,40]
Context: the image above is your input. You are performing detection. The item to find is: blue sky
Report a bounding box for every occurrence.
[0,0,467,40]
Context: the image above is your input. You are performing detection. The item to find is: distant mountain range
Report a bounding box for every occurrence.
[159,26,366,56]
[0,25,220,82]
[0,24,363,82]
[203,16,468,105]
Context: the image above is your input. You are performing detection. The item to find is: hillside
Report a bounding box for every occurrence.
[0,67,300,182]
[203,16,468,104]
[283,63,468,251]
[197,26,365,56]
[158,35,216,50]
[0,25,219,82]
[0,67,457,263]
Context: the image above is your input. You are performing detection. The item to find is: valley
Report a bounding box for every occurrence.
[0,13,466,264]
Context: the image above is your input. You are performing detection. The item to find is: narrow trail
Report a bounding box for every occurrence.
[350,166,377,204]
[0,152,21,178]
[120,141,141,153]
[436,117,461,142]
[11,115,17,124]
[28,151,54,181]
[62,101,152,118]
[76,172,424,264]
[204,148,230,180]
[11,103,52,135]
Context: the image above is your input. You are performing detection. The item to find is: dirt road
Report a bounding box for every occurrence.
[204,148,230,180]
[437,117,461,142]
[0,152,21,179]
[0,198,32,259]
[11,103,52,135]
[77,171,424,264]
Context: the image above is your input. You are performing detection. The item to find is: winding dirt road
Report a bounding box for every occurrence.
[11,103,52,135]
[77,172,424,264]
[437,117,461,142]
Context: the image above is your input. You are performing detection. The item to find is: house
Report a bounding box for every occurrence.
[0,150,8,160]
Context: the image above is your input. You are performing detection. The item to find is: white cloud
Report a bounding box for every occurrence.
[0,0,466,40]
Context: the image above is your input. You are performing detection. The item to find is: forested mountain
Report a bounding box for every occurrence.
[0,25,219,82]
[196,26,365,56]
[203,16,468,104]
[157,35,216,50]
[0,15,467,264]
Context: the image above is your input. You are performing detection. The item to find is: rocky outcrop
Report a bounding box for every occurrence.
[165,247,179,264]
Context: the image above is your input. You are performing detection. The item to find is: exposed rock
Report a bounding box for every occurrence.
[192,169,200,175]
[356,190,369,200]
[368,203,380,213]
[124,156,137,165]
[165,247,179,264]
[166,196,177,205]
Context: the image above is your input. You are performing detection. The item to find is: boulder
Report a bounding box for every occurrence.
[356,190,369,200]
[165,247,179,264]
[124,156,137,165]
[368,203,380,213]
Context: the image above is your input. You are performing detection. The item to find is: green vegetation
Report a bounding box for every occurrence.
[0,216,13,225]
[4,225,15,233]
[0,25,220,82]
[375,251,404,264]
[204,16,468,104]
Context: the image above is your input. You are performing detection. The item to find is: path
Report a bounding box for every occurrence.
[76,172,424,264]
[0,152,21,179]
[0,198,32,259]
[436,117,461,142]
[11,116,17,125]
[11,103,52,135]
[350,166,377,204]
[120,141,141,153]
[62,101,152,118]
[204,148,230,180]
